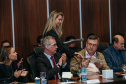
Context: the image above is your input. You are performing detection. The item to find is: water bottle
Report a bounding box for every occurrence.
[81,67,87,82]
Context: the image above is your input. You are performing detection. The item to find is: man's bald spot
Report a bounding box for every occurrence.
[114,35,124,41]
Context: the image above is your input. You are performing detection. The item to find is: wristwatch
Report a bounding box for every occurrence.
[56,63,61,68]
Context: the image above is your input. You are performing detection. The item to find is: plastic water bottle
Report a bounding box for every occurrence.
[35,77,40,84]
[81,67,87,82]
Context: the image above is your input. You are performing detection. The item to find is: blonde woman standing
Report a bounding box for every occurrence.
[43,10,82,58]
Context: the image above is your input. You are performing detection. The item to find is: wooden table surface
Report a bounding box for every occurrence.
[26,72,126,84]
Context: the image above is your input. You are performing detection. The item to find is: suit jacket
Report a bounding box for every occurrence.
[102,45,126,72]
[44,28,75,57]
[35,52,69,80]
[70,49,109,75]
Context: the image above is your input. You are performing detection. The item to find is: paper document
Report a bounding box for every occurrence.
[87,79,100,84]
[63,38,84,45]
[90,57,104,63]
[62,72,73,78]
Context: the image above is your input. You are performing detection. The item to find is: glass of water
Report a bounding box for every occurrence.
[77,69,81,81]
[40,72,46,79]
[122,64,126,75]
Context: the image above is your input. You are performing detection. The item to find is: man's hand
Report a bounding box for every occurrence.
[75,52,84,59]
[94,62,103,69]
[58,57,62,67]
[81,58,90,68]
[61,53,67,65]
[17,58,23,68]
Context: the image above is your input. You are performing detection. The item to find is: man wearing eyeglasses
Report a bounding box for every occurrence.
[36,36,68,80]
[70,35,109,76]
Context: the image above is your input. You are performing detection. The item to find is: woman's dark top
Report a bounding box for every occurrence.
[44,29,75,57]
[0,62,29,83]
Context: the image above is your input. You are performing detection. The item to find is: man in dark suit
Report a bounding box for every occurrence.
[36,36,68,80]
[102,35,126,72]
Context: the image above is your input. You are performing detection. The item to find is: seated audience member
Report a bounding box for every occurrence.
[36,36,69,80]
[115,32,126,49]
[102,35,126,72]
[70,35,109,76]
[65,36,82,72]
[37,35,44,47]
[65,36,82,52]
[0,47,29,83]
[1,40,23,68]
[28,35,44,56]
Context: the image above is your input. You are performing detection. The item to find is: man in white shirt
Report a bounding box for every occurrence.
[70,35,109,76]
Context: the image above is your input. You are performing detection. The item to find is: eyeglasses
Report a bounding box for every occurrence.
[87,43,97,47]
[48,44,57,46]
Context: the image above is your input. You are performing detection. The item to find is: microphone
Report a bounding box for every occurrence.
[123,47,125,50]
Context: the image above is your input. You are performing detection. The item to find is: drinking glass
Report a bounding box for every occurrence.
[122,64,126,75]
[40,72,46,79]
[77,69,81,81]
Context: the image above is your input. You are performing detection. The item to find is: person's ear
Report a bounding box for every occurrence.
[86,42,88,46]
[114,41,117,46]
[45,45,49,49]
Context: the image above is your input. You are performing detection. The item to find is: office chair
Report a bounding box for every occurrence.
[27,47,43,81]
[34,47,43,55]
[27,54,37,81]
[97,42,109,53]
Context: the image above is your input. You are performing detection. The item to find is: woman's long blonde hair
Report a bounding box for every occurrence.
[0,47,12,64]
[43,10,64,38]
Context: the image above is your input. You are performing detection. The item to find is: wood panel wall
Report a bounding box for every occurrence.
[82,0,110,46]
[0,0,13,45]
[0,0,126,68]
[111,0,126,38]
[13,0,47,64]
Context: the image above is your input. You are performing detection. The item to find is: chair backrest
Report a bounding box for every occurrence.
[34,47,43,55]
[27,54,38,80]
[97,42,109,52]
[27,47,43,80]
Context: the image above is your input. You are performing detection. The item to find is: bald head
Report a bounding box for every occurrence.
[112,35,125,50]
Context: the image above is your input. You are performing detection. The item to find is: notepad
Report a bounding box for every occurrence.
[62,72,73,78]
[87,79,100,83]
[90,57,104,63]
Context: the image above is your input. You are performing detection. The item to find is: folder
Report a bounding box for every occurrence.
[63,38,84,45]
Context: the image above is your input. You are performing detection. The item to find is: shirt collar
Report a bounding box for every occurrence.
[85,49,96,58]
[44,52,52,59]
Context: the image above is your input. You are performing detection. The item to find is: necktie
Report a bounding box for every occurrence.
[50,56,59,79]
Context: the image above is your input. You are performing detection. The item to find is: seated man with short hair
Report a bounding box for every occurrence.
[70,35,109,76]
[103,35,126,72]
[36,36,69,80]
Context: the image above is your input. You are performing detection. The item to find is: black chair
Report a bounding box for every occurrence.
[97,42,109,53]
[27,54,37,81]
[34,47,43,55]
[26,47,43,81]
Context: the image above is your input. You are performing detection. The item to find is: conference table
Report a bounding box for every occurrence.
[47,75,126,84]
[26,72,126,84]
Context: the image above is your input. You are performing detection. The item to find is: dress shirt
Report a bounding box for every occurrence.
[44,53,67,68]
[44,53,67,79]
[85,50,100,75]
